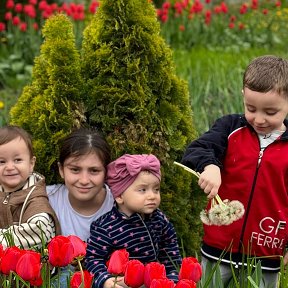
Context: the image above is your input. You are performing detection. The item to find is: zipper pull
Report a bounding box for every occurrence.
[3,193,10,204]
[258,150,263,166]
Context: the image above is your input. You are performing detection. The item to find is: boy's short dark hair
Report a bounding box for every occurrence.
[0,125,34,157]
[243,55,288,98]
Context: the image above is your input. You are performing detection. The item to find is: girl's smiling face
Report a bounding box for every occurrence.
[59,152,106,211]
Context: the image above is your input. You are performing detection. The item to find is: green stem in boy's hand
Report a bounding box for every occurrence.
[174,161,227,205]
[173,161,201,178]
[214,194,227,209]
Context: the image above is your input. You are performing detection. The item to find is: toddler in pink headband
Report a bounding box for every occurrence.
[106,154,161,198]
[86,154,182,287]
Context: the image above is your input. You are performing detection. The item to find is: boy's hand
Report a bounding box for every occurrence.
[198,164,221,199]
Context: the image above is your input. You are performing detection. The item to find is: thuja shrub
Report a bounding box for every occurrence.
[81,0,198,254]
[9,2,201,254]
[9,13,85,184]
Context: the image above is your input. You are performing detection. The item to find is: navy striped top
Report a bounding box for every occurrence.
[85,206,182,288]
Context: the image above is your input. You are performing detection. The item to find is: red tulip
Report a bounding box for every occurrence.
[16,250,42,286]
[175,279,197,288]
[14,3,23,13]
[150,278,174,288]
[0,246,24,275]
[12,16,20,26]
[179,257,202,283]
[70,270,93,288]
[107,249,129,275]
[6,0,14,9]
[0,243,4,257]
[144,262,166,288]
[124,259,145,288]
[68,235,87,259]
[47,235,74,267]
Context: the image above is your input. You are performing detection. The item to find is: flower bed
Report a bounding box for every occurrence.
[0,235,202,287]
[157,0,288,50]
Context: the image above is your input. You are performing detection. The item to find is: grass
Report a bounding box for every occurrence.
[172,47,288,134]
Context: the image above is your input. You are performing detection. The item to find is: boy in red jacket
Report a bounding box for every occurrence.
[182,55,288,288]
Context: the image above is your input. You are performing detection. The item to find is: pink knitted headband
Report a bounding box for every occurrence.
[106,154,161,198]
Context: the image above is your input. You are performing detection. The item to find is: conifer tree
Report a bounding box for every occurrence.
[9,14,85,183]
[9,1,202,254]
[81,0,198,254]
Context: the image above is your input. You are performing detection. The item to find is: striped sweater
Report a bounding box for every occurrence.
[0,172,61,249]
[85,206,182,288]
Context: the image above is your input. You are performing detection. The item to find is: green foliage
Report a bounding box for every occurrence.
[173,47,288,134]
[81,0,197,255]
[9,13,85,183]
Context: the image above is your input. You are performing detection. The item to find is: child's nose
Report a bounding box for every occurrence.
[5,161,14,170]
[79,172,90,184]
[254,113,265,124]
[147,190,156,199]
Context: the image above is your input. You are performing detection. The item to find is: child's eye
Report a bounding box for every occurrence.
[247,107,256,113]
[70,167,80,173]
[266,111,277,116]
[90,169,101,174]
[14,158,22,163]
[138,188,146,193]
[0,160,5,165]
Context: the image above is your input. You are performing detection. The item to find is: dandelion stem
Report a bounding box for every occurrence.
[173,161,200,178]
[174,161,227,207]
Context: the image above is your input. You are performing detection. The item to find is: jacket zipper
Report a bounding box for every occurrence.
[137,214,157,260]
[2,193,11,204]
[237,140,268,253]
[237,142,265,253]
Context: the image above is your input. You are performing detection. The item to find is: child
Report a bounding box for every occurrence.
[0,125,60,249]
[47,127,115,287]
[181,55,288,287]
[85,154,182,288]
[47,127,114,242]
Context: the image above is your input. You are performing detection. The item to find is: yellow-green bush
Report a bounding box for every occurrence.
[10,14,85,183]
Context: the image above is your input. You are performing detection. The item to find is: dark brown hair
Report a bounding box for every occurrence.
[243,55,288,98]
[59,128,111,172]
[0,125,34,157]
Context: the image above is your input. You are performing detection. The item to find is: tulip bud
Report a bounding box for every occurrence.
[179,257,202,283]
[124,259,145,288]
[144,262,166,288]
[107,249,129,275]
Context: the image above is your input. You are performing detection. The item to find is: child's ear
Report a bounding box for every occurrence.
[58,162,64,179]
[115,195,124,205]
[30,156,36,173]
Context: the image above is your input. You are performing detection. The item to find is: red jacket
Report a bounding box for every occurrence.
[182,114,288,270]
